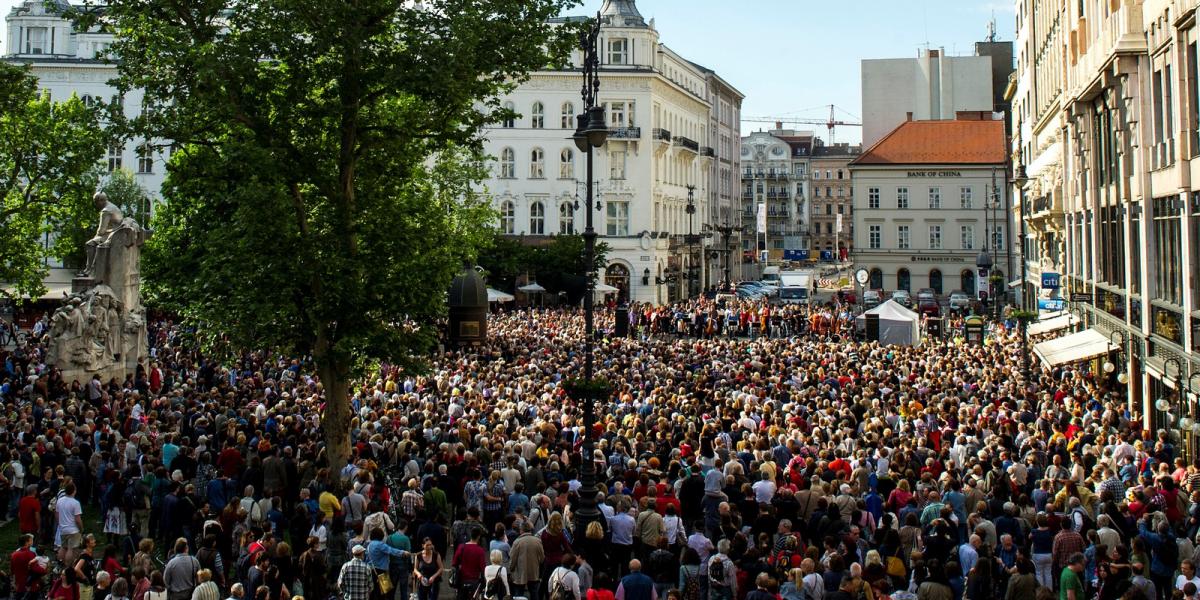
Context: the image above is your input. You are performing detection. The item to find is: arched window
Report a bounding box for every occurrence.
[961,269,976,295]
[529,148,544,178]
[605,263,630,303]
[869,268,883,290]
[561,102,575,129]
[500,200,515,235]
[531,101,545,129]
[502,101,515,128]
[529,201,545,235]
[897,268,911,292]
[559,148,574,179]
[499,147,515,178]
[930,269,943,295]
[560,202,575,235]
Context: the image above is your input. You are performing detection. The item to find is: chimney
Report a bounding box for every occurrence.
[955,110,988,121]
[775,121,782,130]
[906,112,914,121]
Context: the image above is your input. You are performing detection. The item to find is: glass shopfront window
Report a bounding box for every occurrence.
[1099,288,1126,319]
[1153,304,1184,345]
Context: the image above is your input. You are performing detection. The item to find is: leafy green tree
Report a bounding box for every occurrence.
[83,0,579,477]
[0,62,108,298]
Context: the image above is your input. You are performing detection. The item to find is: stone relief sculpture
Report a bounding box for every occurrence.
[47,192,149,384]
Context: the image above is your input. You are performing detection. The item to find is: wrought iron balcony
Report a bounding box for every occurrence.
[608,127,641,140]
[675,136,699,152]
[700,146,715,157]
[652,128,671,142]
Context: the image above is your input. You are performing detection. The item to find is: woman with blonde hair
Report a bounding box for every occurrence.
[540,513,573,580]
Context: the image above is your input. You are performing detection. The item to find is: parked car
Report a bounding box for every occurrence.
[916,288,937,301]
[918,298,941,317]
[948,290,971,312]
[891,290,912,308]
[863,289,883,309]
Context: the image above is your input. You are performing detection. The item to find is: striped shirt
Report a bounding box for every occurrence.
[191,581,220,600]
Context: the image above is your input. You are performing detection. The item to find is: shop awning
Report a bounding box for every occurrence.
[1033,328,1117,367]
[1028,313,1078,336]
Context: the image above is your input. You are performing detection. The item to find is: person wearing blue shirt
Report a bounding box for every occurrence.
[958,535,980,576]
[162,436,180,469]
[367,528,409,575]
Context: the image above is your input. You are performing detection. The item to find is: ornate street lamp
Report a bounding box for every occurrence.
[569,12,608,540]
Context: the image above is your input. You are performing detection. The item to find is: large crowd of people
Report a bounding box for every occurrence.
[0,296,1194,600]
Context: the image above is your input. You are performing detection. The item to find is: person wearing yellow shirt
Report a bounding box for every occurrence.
[319,489,341,520]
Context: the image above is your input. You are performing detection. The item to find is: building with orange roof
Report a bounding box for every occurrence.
[849,114,1012,301]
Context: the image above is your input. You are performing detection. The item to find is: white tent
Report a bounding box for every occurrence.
[855,299,922,346]
[487,288,515,303]
[517,282,546,293]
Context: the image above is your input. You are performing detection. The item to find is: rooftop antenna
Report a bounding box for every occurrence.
[987,13,998,42]
[922,3,930,52]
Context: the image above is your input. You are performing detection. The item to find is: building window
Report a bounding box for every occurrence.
[868,225,881,249]
[825,204,832,215]
[837,169,843,179]
[529,201,545,235]
[1153,196,1183,306]
[610,150,626,180]
[531,102,545,129]
[825,186,832,198]
[608,38,629,65]
[107,144,123,173]
[991,225,1004,252]
[606,200,629,236]
[868,187,880,209]
[560,202,575,235]
[500,200,515,234]
[559,148,574,179]
[606,101,633,127]
[529,148,544,178]
[897,187,908,209]
[960,225,974,250]
[897,268,911,291]
[929,187,941,209]
[1191,194,1200,309]
[25,27,48,54]
[929,225,942,249]
[136,143,154,174]
[812,170,820,180]
[502,101,515,128]
[930,269,943,294]
[960,186,973,209]
[499,147,515,178]
[897,225,910,249]
[561,102,575,129]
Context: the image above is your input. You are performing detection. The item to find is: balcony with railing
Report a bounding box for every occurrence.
[675,136,699,152]
[765,170,789,180]
[742,190,754,199]
[700,146,715,158]
[608,127,641,140]
[1029,194,1064,220]
[652,128,671,142]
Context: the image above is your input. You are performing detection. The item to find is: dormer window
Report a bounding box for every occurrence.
[25,27,48,54]
[607,38,629,65]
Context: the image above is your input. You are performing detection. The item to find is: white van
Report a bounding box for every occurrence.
[762,266,781,283]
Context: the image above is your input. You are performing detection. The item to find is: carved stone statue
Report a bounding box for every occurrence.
[48,192,149,385]
[80,192,125,277]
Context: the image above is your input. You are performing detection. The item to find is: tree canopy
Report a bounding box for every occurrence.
[82,0,581,475]
[0,62,109,298]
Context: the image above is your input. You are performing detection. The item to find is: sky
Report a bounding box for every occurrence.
[2,0,1015,145]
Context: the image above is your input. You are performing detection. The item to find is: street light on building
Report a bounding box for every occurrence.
[1013,160,1032,385]
[686,185,698,298]
[569,12,608,541]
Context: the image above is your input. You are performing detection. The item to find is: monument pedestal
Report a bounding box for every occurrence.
[72,276,97,294]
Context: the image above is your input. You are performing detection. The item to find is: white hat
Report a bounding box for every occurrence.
[352,545,366,555]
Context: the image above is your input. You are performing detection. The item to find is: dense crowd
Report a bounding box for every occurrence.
[0,298,1193,600]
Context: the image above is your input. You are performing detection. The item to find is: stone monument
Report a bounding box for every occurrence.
[47,192,149,384]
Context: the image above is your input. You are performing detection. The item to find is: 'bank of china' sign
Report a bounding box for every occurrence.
[907,171,963,178]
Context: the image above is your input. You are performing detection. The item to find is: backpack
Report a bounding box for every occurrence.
[682,568,703,600]
[549,576,572,600]
[1074,508,1097,537]
[708,557,727,586]
[125,482,149,512]
[484,567,507,600]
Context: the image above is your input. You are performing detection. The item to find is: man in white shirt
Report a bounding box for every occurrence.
[751,471,776,505]
[1176,560,1200,592]
[55,482,83,564]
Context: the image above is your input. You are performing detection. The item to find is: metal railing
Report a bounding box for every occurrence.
[608,127,641,139]
[675,136,699,152]
[652,128,671,142]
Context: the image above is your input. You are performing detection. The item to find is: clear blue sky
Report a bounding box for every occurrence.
[3,0,1015,144]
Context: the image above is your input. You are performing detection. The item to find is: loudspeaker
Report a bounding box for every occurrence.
[614,305,629,338]
[865,313,880,341]
[927,317,942,338]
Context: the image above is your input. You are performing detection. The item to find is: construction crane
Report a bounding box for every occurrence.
[743,105,862,145]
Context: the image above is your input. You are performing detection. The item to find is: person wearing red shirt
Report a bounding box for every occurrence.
[451,529,487,600]
[11,534,38,598]
[17,484,40,535]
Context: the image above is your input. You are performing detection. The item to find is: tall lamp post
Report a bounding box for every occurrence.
[686,185,698,298]
[713,221,742,290]
[1014,161,1032,384]
[571,13,608,538]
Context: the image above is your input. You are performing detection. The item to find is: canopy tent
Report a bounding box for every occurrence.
[1027,313,1078,336]
[593,282,618,295]
[487,288,514,303]
[855,299,921,346]
[1033,328,1117,367]
[517,282,546,293]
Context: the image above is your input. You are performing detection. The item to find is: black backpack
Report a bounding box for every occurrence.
[708,557,727,586]
[484,568,507,600]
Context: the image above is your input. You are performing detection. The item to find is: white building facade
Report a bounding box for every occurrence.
[850,118,1012,297]
[5,0,168,206]
[480,0,742,304]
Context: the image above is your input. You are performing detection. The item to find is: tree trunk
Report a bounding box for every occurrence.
[316,341,352,494]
